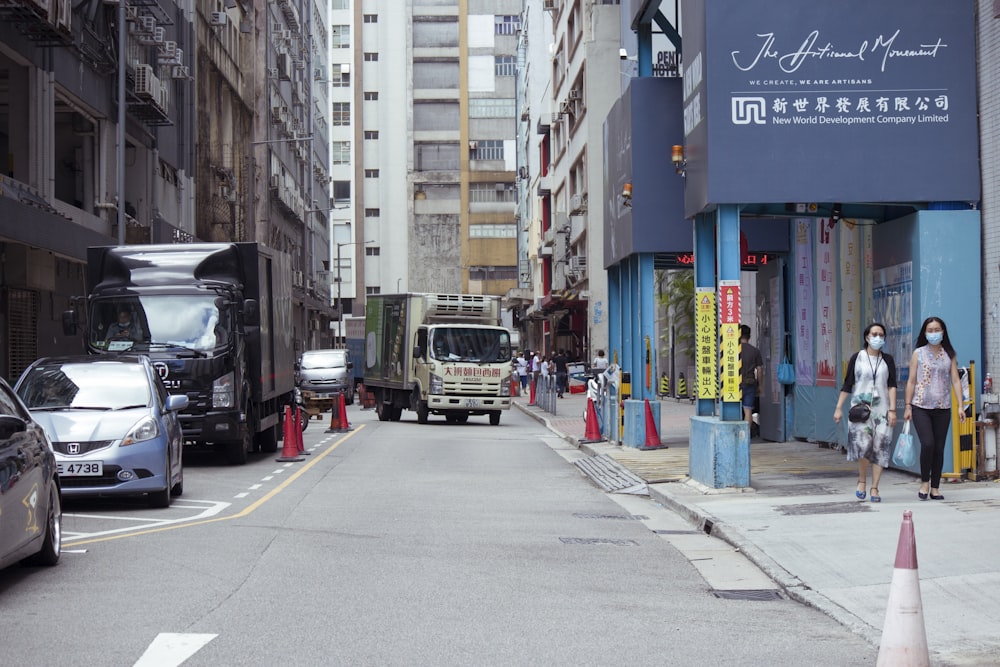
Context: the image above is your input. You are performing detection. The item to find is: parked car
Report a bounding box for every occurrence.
[0,375,61,570]
[15,355,188,508]
[296,349,355,407]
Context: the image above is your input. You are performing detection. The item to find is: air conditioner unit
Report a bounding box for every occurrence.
[125,5,138,21]
[538,245,553,257]
[171,65,189,79]
[134,64,158,99]
[560,100,571,113]
[468,141,478,151]
[159,40,176,59]
[570,255,587,272]
[210,11,227,26]
[570,193,587,214]
[140,16,155,33]
[271,21,282,33]
[55,0,71,32]
[568,88,582,100]
[270,174,281,190]
[152,26,165,43]
[267,67,279,79]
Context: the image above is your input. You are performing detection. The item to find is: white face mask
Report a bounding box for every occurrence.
[926,331,943,345]
[868,336,885,350]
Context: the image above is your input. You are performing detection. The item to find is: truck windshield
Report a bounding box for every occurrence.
[430,328,511,363]
[90,296,231,353]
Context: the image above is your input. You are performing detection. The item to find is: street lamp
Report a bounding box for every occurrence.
[335,239,373,347]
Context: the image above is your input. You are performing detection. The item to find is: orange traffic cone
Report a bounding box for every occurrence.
[277,405,304,462]
[876,510,929,667]
[642,398,665,449]
[528,378,537,406]
[580,397,603,443]
[325,401,341,433]
[294,405,310,455]
[337,391,352,431]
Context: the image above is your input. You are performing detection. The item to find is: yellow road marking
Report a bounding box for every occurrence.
[61,425,365,548]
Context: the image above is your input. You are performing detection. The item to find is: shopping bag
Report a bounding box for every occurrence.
[777,357,795,385]
[891,421,917,467]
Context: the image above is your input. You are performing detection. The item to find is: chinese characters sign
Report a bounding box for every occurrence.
[815,219,837,387]
[719,281,741,402]
[696,289,717,399]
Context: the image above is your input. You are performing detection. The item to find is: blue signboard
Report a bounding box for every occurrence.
[680,0,979,217]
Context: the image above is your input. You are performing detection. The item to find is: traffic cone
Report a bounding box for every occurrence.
[580,397,603,443]
[324,400,342,433]
[642,398,665,449]
[337,390,353,431]
[528,378,536,406]
[276,405,304,462]
[294,405,310,455]
[876,510,929,667]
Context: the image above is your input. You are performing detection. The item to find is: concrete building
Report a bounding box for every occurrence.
[351,0,519,319]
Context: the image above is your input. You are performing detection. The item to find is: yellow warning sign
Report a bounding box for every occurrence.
[695,289,717,399]
[721,323,741,401]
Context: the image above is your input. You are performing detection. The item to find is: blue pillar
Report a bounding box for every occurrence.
[638,252,656,400]
[637,22,652,78]
[717,204,742,422]
[608,264,622,366]
[694,213,715,417]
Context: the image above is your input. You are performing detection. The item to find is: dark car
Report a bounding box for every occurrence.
[15,355,187,508]
[0,375,61,570]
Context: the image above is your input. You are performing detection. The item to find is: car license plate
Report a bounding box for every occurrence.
[57,461,104,477]
[464,399,481,408]
[317,392,334,398]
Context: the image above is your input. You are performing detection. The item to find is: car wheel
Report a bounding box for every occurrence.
[171,472,184,497]
[24,482,61,567]
[149,457,172,508]
[489,411,501,426]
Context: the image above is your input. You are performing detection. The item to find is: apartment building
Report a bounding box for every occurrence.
[350,0,519,314]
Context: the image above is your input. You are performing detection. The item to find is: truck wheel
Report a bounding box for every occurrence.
[258,424,279,453]
[227,404,252,464]
[457,413,469,423]
[376,396,391,422]
[416,400,429,424]
[489,411,501,426]
[391,406,403,421]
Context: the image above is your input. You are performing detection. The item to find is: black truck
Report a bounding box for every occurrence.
[64,243,296,464]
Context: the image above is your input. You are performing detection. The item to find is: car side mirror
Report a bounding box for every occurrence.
[166,394,190,412]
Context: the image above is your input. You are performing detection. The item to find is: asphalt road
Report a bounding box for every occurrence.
[0,406,877,666]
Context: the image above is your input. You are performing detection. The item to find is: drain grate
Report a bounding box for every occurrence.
[653,529,701,535]
[559,537,640,546]
[574,455,648,494]
[712,589,783,601]
[573,512,649,520]
[774,501,872,516]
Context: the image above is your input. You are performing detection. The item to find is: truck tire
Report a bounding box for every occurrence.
[489,411,501,426]
[376,395,391,421]
[227,404,253,464]
[258,424,279,453]
[416,400,429,424]
[391,406,403,421]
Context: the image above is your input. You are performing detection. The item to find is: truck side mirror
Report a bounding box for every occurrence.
[243,299,259,325]
[347,361,354,370]
[62,309,78,336]
[413,345,423,360]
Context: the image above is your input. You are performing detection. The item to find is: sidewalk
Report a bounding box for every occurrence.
[515,392,1000,666]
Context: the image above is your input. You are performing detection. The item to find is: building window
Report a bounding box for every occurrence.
[331,25,350,48]
[332,102,350,126]
[332,141,351,165]
[330,0,348,8]
[363,13,377,23]
[366,286,381,295]
[364,130,379,140]
[469,183,515,203]
[470,224,517,238]
[329,63,350,87]
[364,208,380,217]
[332,180,351,203]
[469,98,515,118]
[364,52,379,62]
[470,139,504,161]
[364,91,378,101]
[494,55,516,77]
[364,169,380,178]
[494,15,521,35]
[470,265,518,280]
[365,246,381,256]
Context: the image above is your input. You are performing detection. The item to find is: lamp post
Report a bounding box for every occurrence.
[335,239,373,348]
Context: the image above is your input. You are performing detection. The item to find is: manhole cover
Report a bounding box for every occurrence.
[712,589,783,601]
[573,513,649,520]
[559,537,640,546]
[775,501,872,516]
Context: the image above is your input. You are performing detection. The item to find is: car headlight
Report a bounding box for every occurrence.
[213,371,235,408]
[429,373,443,394]
[121,416,160,446]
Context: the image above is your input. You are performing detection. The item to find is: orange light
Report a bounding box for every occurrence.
[622,182,632,198]
[671,145,685,165]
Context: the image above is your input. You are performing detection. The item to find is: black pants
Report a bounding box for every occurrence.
[910,406,951,488]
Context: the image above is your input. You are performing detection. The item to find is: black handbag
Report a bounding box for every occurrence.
[848,402,871,423]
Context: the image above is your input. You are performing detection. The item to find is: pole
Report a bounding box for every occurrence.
[117,0,125,244]
[336,241,343,348]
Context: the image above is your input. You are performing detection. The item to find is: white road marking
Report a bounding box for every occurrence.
[234,492,249,498]
[62,500,231,542]
[261,476,274,481]
[249,484,262,490]
[272,469,285,474]
[133,632,217,667]
[60,548,88,554]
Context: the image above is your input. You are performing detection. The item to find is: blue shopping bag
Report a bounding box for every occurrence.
[891,420,917,468]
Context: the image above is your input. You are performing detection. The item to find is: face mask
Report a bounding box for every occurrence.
[926,332,943,345]
[868,336,885,350]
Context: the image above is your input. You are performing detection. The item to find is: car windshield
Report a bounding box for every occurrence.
[300,352,347,369]
[18,362,151,410]
[90,295,230,353]
[429,328,511,363]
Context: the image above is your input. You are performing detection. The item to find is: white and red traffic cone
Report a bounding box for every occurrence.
[876,510,929,667]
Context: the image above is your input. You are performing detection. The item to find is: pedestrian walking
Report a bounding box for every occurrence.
[833,322,898,503]
[904,316,966,501]
[740,325,763,436]
[553,349,568,398]
[515,351,529,392]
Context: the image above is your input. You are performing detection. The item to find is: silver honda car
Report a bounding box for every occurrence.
[15,355,188,508]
